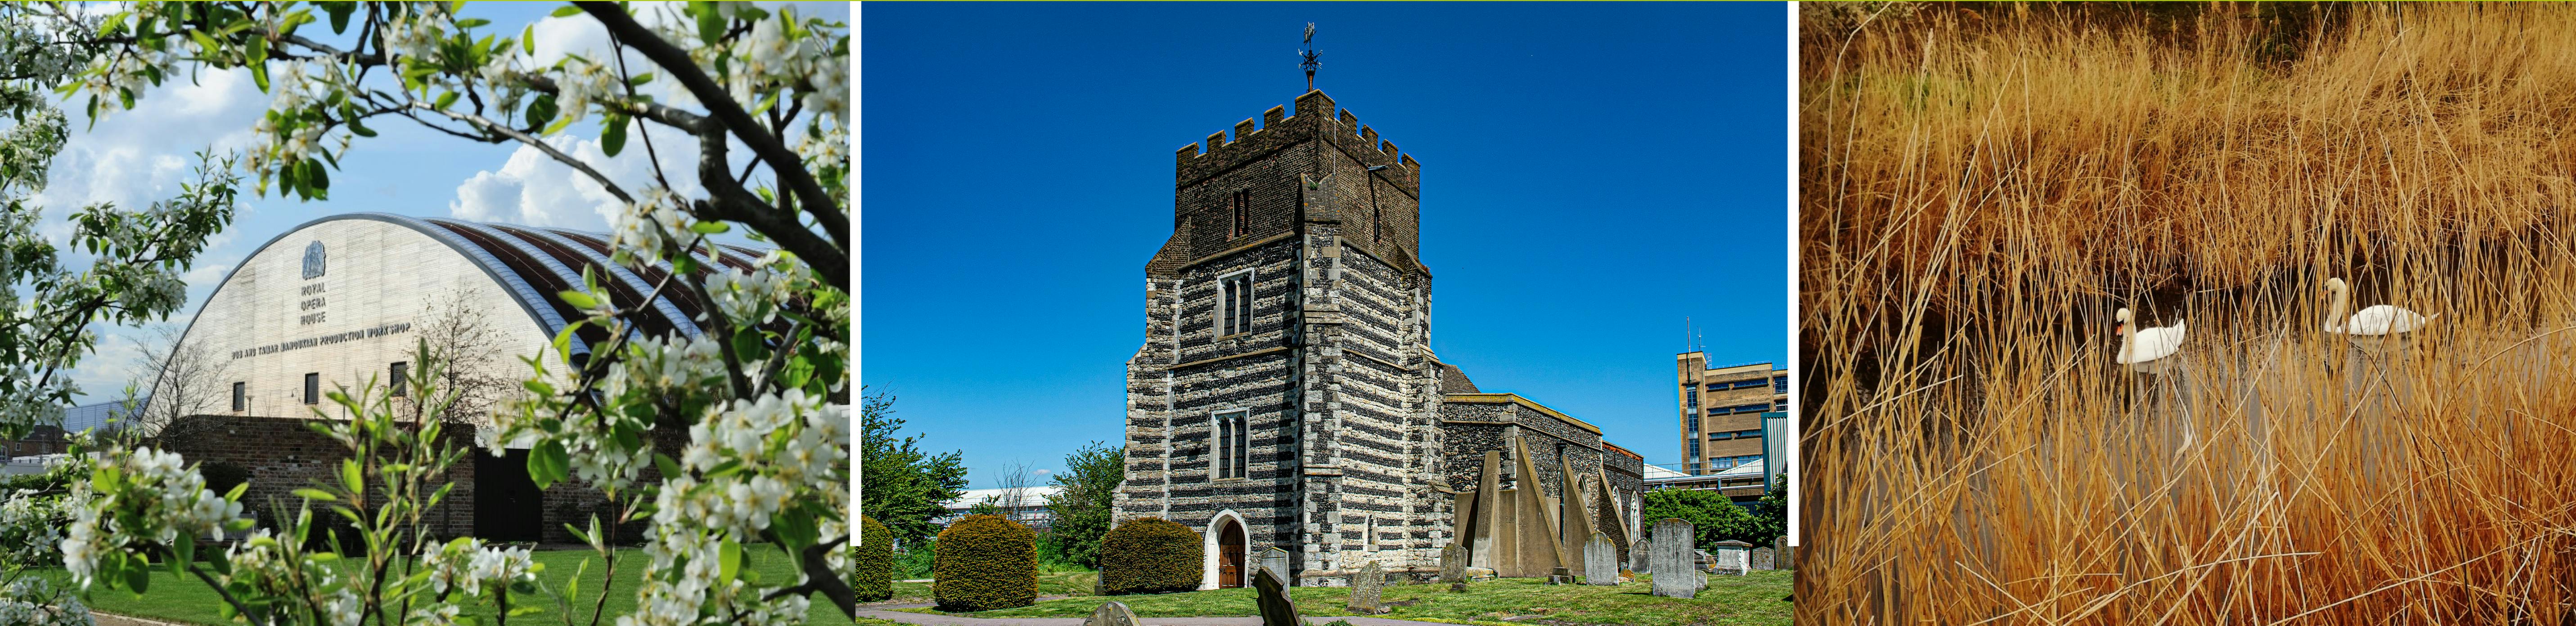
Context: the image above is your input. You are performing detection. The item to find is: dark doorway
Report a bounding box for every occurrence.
[474,448,544,542]
[1217,518,1246,588]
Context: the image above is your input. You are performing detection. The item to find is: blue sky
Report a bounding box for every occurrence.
[51,2,847,403]
[860,2,1790,489]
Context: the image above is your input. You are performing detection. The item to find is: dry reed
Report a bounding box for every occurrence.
[1801,3,2576,623]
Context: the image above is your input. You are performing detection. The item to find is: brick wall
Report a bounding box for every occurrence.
[153,414,671,545]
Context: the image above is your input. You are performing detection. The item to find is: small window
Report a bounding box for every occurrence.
[1773,376,1789,394]
[1684,389,1698,408]
[232,382,246,411]
[1229,190,1251,239]
[1213,409,1250,480]
[1217,272,1255,337]
[1687,439,1700,460]
[304,373,320,405]
[390,362,408,398]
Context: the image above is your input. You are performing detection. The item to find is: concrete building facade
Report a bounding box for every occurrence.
[1676,353,1787,476]
[148,213,767,542]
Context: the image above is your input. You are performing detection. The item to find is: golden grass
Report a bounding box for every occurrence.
[1801,3,2576,623]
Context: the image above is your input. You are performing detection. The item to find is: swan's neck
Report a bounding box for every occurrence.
[2117,327,2133,362]
[2328,288,2351,332]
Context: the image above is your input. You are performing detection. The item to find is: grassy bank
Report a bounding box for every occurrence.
[901,573,1790,626]
[1803,3,2576,624]
[34,548,849,625]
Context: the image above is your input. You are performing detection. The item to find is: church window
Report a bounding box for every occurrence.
[1218,271,1254,337]
[1229,190,1252,239]
[1214,409,1250,479]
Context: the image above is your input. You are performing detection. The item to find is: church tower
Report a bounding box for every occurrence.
[1117,90,1447,587]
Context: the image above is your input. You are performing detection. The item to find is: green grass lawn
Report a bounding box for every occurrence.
[899,572,1792,626]
[31,548,851,625]
[879,571,1098,605]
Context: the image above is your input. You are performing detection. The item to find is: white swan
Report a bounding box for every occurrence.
[2324,277,2435,335]
[2116,307,2187,366]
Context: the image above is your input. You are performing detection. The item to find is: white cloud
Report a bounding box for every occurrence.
[448,119,714,231]
[31,67,267,244]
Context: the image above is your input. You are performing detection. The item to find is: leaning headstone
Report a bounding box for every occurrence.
[1260,547,1292,586]
[1630,535,1650,572]
[1649,518,1697,599]
[1252,566,1306,626]
[1583,532,1619,586]
[1750,547,1775,571]
[1347,561,1387,614]
[1437,543,1469,583]
[1081,600,1142,626]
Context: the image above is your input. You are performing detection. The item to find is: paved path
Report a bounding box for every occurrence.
[856,602,1460,626]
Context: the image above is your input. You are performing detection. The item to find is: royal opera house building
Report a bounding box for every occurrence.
[144,212,767,542]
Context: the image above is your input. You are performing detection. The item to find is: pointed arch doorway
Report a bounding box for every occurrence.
[1217,517,1247,588]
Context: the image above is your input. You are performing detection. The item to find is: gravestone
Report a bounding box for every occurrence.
[1583,532,1619,586]
[1261,547,1292,586]
[1347,561,1387,614]
[1252,566,1306,626]
[1711,540,1753,576]
[1650,518,1697,599]
[1546,565,1574,585]
[1776,537,1796,570]
[1750,546,1775,571]
[1437,543,1468,583]
[1081,600,1142,626]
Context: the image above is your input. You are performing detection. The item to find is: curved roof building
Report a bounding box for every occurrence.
[153,213,767,424]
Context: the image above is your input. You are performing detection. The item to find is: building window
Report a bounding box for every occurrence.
[1217,271,1254,337]
[1774,399,1788,411]
[1229,190,1251,239]
[390,362,408,398]
[1686,414,1699,434]
[304,373,320,405]
[1773,375,1789,394]
[1687,439,1701,460]
[232,382,246,411]
[1684,389,1698,409]
[1213,409,1250,480]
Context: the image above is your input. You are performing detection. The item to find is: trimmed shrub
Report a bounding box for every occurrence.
[932,514,1037,612]
[1097,517,1203,595]
[854,515,894,602]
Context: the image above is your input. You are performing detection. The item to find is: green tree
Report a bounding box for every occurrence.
[1755,473,1791,543]
[1643,488,1771,550]
[1043,440,1123,569]
[861,389,970,546]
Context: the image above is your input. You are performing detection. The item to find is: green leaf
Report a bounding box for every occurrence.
[456,18,491,28]
[293,488,338,501]
[125,558,150,595]
[522,24,537,55]
[247,34,268,66]
[550,5,584,18]
[172,534,194,577]
[628,72,655,86]
[695,1,726,45]
[529,440,571,489]
[718,538,743,588]
[599,114,627,157]
[340,459,364,492]
[558,289,599,310]
[689,221,730,234]
[347,116,377,137]
[189,31,221,57]
[434,90,460,111]
[326,2,355,34]
[653,452,684,480]
[305,157,329,190]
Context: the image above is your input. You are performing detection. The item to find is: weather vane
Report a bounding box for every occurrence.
[1301,22,1321,92]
